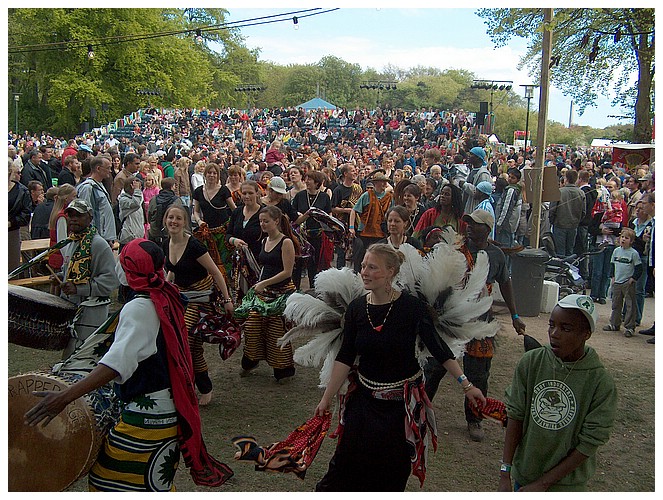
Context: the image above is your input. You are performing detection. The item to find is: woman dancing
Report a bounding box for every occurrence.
[164,204,234,406]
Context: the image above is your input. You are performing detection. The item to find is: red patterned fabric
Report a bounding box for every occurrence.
[472,396,508,427]
[232,413,332,479]
[191,312,242,360]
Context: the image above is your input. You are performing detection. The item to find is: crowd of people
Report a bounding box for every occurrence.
[9,103,655,491]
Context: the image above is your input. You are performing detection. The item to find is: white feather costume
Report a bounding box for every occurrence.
[279,232,499,389]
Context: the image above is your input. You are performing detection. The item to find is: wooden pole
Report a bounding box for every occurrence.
[530,8,553,249]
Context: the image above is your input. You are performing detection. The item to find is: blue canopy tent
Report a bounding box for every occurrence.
[296,97,337,110]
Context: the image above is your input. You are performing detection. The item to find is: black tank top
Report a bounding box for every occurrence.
[258,236,290,286]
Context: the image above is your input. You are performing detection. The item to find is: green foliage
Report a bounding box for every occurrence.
[476,8,654,143]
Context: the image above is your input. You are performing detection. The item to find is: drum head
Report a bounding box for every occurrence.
[8,372,100,491]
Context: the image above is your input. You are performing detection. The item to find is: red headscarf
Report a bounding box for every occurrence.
[120,239,233,487]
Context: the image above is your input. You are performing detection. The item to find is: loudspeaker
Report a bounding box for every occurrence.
[477,113,485,126]
[479,101,489,114]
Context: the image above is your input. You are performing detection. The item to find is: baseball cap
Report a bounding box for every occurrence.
[556,294,598,333]
[638,172,652,182]
[469,146,487,164]
[462,208,495,230]
[65,198,93,215]
[268,176,287,194]
[79,144,93,153]
[476,180,494,195]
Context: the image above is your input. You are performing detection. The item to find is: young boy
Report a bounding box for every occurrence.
[499,294,617,492]
[603,227,642,337]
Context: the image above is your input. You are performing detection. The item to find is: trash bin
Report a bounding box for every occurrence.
[510,248,549,317]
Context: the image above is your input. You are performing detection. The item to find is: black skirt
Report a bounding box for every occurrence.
[316,385,411,492]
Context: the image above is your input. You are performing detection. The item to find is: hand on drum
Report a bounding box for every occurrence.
[24,389,71,427]
[60,281,78,295]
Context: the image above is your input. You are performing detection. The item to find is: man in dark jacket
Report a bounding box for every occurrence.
[147,177,181,244]
[21,149,53,190]
[574,169,598,278]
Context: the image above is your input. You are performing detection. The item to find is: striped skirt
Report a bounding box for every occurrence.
[88,389,180,492]
[182,275,215,376]
[242,282,295,369]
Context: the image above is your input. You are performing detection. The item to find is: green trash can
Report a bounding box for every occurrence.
[510,248,549,317]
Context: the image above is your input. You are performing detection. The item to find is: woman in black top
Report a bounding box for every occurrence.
[192,162,236,279]
[163,204,233,406]
[291,170,332,289]
[226,180,264,301]
[314,243,485,491]
[8,162,32,272]
[234,205,300,381]
[379,205,424,252]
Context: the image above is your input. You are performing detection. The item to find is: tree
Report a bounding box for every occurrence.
[476,8,654,144]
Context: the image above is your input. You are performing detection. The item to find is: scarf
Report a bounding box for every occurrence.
[119,239,234,487]
[65,225,97,284]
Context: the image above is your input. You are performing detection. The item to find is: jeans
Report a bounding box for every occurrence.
[552,226,578,258]
[495,229,515,273]
[634,265,648,324]
[590,245,615,300]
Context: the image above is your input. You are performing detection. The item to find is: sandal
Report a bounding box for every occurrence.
[602,324,619,331]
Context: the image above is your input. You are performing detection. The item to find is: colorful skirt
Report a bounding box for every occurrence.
[88,389,180,492]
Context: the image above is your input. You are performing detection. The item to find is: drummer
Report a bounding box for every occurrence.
[57,199,118,358]
[25,238,234,491]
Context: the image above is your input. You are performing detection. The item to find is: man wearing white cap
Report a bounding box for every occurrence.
[499,294,617,492]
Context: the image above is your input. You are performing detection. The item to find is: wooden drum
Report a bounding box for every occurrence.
[8,371,121,491]
[8,284,77,351]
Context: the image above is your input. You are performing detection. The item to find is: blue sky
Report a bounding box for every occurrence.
[222,6,633,130]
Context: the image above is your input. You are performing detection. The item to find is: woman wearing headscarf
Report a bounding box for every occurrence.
[25,239,234,491]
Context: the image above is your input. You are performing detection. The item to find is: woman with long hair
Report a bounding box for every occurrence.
[192,162,237,279]
[40,182,75,292]
[226,181,265,301]
[234,205,300,381]
[413,183,466,241]
[286,165,306,202]
[163,204,233,406]
[396,181,425,237]
[314,243,484,491]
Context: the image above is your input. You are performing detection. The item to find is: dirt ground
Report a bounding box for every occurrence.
[7,293,656,492]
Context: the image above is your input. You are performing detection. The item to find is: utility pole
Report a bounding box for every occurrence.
[530,8,553,249]
[569,100,573,128]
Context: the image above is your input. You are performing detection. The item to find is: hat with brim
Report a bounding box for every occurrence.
[268,176,287,194]
[65,198,93,215]
[555,294,597,332]
[462,209,494,230]
[476,181,493,195]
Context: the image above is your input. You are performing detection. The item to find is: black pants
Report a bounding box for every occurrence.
[424,354,491,424]
[293,234,322,289]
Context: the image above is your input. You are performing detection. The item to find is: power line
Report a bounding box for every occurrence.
[8,8,339,54]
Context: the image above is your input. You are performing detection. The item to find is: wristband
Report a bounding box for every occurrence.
[349,225,355,229]
[457,374,467,384]
[500,462,512,473]
[512,313,519,320]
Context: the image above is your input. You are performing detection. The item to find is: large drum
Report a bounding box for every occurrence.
[8,284,77,350]
[8,371,121,491]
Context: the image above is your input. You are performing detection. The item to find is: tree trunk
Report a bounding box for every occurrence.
[633,33,653,144]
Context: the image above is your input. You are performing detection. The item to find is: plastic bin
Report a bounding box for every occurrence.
[541,280,560,313]
[510,248,549,317]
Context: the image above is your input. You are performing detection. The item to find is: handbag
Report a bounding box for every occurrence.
[191,311,242,360]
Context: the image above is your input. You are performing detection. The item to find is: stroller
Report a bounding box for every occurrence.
[541,232,602,298]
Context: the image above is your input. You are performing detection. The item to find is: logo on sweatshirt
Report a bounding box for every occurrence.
[531,380,577,430]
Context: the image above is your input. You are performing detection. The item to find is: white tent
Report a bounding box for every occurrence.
[488,134,501,143]
[591,139,614,148]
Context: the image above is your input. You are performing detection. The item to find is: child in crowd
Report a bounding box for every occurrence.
[599,189,623,246]
[603,227,642,337]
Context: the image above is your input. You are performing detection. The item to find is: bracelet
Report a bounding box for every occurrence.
[462,382,474,393]
[512,313,519,320]
[500,462,512,473]
[457,374,468,384]
[349,225,355,229]
[222,297,233,304]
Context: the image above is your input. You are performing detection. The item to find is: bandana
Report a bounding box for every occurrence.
[119,239,233,487]
[65,225,97,284]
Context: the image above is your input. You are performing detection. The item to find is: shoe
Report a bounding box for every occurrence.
[198,390,213,406]
[467,422,485,442]
[602,324,619,332]
[647,337,655,344]
[590,296,599,302]
[625,329,634,338]
[598,298,607,305]
[639,325,655,336]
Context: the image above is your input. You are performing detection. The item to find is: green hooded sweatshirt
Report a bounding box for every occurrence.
[505,345,617,491]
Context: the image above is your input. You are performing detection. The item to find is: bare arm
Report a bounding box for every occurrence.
[196,251,233,314]
[499,278,526,335]
[25,364,118,428]
[315,361,352,416]
[498,417,523,491]
[254,238,295,292]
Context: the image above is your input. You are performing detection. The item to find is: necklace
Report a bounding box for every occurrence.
[552,352,585,385]
[365,288,396,332]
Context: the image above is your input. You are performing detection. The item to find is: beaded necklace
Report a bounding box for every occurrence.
[365,288,396,332]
